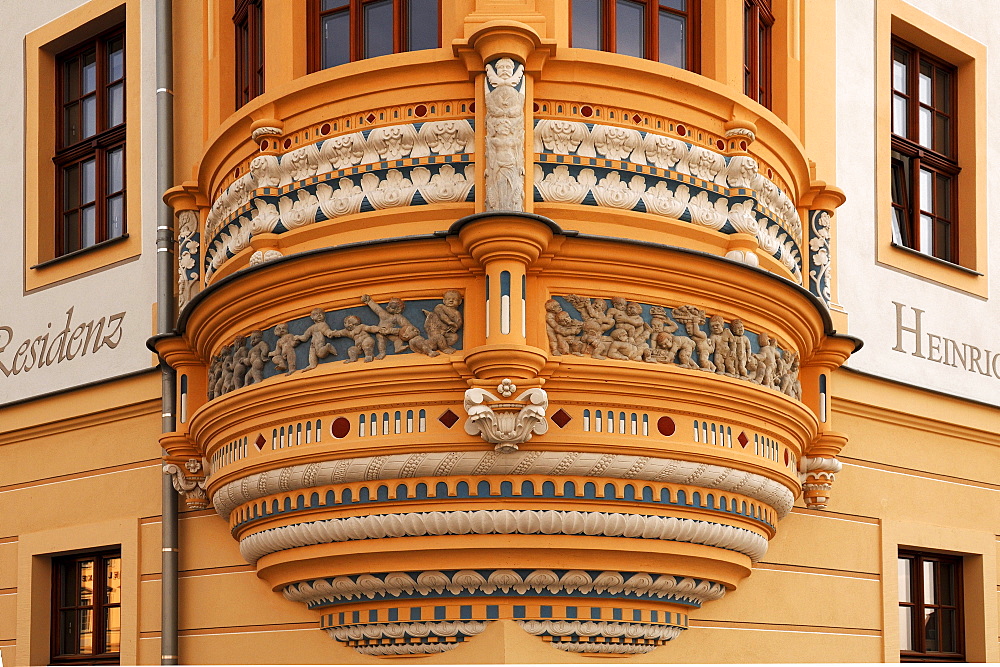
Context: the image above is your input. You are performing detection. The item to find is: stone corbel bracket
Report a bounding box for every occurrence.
[798,430,848,510]
[163,457,209,510]
[464,380,548,452]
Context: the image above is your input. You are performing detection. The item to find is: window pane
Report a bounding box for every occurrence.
[108,82,124,127]
[923,560,936,604]
[408,0,438,51]
[64,164,80,210]
[64,101,81,145]
[78,559,94,604]
[918,62,932,104]
[934,113,949,155]
[892,51,907,92]
[108,195,125,238]
[938,560,956,604]
[898,558,911,602]
[322,0,349,8]
[938,608,957,653]
[82,159,96,204]
[572,0,601,50]
[104,606,121,653]
[64,56,81,100]
[892,94,907,136]
[899,606,913,651]
[64,212,80,253]
[108,40,124,81]
[59,609,78,654]
[935,68,950,112]
[658,11,685,68]
[364,0,394,58]
[918,107,932,147]
[936,173,951,219]
[321,11,350,68]
[919,169,933,212]
[78,608,94,654]
[616,0,646,58]
[661,0,686,9]
[105,556,121,604]
[82,95,97,139]
[923,608,938,652]
[934,220,951,261]
[919,215,933,254]
[108,147,124,194]
[82,51,97,94]
[82,206,97,247]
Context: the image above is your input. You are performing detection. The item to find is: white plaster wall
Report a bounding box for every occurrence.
[835,0,1000,406]
[0,0,159,404]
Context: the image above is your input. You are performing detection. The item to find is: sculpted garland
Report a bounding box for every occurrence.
[546,296,801,400]
[206,291,463,399]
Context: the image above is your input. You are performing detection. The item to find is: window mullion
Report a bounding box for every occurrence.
[605,0,616,53]
[394,0,404,53]
[352,0,362,62]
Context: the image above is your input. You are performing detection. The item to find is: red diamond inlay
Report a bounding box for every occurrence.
[366,113,377,123]
[255,434,266,450]
[737,431,749,448]
[551,409,572,428]
[439,409,459,428]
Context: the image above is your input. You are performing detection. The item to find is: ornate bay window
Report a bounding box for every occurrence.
[571,0,700,70]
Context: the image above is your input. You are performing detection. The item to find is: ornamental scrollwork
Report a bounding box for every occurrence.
[809,210,833,304]
[175,210,200,312]
[463,382,548,453]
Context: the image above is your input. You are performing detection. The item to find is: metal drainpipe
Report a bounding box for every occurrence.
[155,0,178,664]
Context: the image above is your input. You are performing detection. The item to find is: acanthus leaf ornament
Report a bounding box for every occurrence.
[163,458,209,510]
[463,383,548,453]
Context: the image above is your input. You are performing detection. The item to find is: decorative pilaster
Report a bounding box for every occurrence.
[808,210,833,304]
[800,181,846,307]
[175,210,201,312]
[484,57,526,212]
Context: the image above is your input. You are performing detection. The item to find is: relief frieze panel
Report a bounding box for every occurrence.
[546,295,801,400]
[207,292,463,399]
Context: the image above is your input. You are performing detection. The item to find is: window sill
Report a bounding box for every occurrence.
[30,233,130,270]
[889,242,983,276]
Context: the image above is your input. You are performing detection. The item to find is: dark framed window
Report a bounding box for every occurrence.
[743,0,772,107]
[898,551,964,661]
[890,39,958,263]
[51,551,122,665]
[235,0,265,107]
[55,29,126,257]
[308,0,440,71]
[570,0,700,71]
